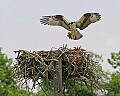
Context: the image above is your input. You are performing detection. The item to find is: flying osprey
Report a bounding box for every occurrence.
[40,13,101,40]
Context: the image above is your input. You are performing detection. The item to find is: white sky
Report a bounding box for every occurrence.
[0,0,120,72]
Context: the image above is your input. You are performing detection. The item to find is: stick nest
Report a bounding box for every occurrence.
[14,45,103,90]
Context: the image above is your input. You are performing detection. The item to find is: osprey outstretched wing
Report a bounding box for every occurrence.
[40,15,70,30]
[40,13,101,40]
[76,13,101,30]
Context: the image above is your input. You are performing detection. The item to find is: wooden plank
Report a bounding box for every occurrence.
[54,58,63,96]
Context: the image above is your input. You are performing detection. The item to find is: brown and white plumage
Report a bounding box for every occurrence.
[40,13,101,40]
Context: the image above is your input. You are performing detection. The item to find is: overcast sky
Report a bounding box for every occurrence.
[0,0,120,72]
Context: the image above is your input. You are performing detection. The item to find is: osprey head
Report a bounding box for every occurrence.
[90,13,101,23]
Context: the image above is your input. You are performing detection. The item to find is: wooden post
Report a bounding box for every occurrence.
[54,58,63,96]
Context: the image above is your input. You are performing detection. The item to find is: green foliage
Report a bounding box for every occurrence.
[36,90,53,96]
[108,51,120,69]
[0,48,13,95]
[104,72,120,96]
[0,48,33,96]
[36,80,96,96]
[104,52,120,95]
[64,80,97,96]
[89,51,103,62]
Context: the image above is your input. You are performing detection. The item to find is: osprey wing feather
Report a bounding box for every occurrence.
[40,15,70,31]
[76,13,101,30]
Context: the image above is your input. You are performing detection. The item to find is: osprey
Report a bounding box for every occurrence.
[40,13,101,40]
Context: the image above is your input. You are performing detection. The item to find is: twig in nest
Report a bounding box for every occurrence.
[14,46,104,92]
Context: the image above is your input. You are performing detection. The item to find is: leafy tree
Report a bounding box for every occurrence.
[0,48,33,96]
[107,51,120,69]
[63,80,97,96]
[35,80,96,96]
[104,51,120,96]
[104,72,120,96]
[0,48,13,95]
[36,80,97,96]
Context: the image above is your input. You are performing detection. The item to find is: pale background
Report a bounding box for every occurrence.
[0,0,120,72]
